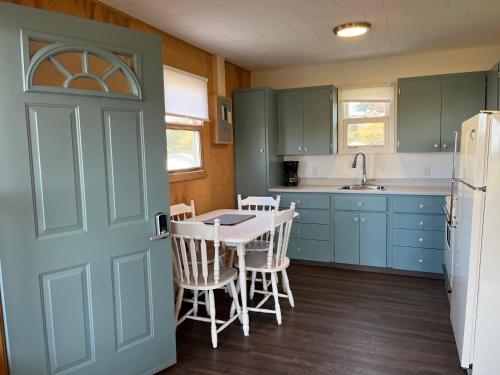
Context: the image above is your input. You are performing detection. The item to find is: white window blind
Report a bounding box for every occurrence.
[340,85,393,102]
[164,66,209,122]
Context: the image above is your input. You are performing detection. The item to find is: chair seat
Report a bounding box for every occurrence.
[245,240,270,252]
[175,266,237,290]
[241,252,290,272]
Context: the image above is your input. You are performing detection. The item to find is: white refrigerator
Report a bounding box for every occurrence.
[450,112,500,374]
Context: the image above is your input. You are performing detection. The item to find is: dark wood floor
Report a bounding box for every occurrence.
[161,265,464,375]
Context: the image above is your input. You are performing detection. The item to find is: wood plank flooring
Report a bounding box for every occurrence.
[161,265,464,375]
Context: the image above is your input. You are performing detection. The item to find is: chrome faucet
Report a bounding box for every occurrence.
[352,152,367,185]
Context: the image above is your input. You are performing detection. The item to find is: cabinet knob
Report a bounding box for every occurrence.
[418,258,424,263]
[361,217,366,223]
[434,143,439,149]
[304,147,309,152]
[296,200,301,205]
[353,217,358,223]
[419,203,424,208]
[298,146,302,151]
[419,221,424,226]
[419,237,424,242]
[297,247,302,253]
[297,229,301,234]
[357,202,362,206]
[442,143,448,149]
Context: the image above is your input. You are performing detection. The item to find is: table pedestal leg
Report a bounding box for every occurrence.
[237,243,249,336]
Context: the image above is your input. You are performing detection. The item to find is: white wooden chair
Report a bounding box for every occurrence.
[171,219,241,348]
[233,204,296,324]
[230,194,281,300]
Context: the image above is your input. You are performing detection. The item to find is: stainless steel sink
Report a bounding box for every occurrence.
[340,184,386,191]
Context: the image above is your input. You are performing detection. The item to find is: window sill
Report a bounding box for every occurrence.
[168,169,207,183]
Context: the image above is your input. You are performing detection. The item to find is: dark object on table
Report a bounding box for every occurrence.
[203,214,256,226]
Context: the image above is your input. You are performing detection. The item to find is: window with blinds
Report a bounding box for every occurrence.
[338,85,395,154]
[163,66,208,176]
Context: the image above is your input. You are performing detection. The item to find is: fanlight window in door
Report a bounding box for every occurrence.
[24,36,142,99]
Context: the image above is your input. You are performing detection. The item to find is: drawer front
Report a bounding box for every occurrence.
[287,239,332,262]
[334,195,387,212]
[393,213,445,231]
[393,246,444,273]
[392,196,444,214]
[393,229,445,249]
[279,193,330,210]
[296,209,330,225]
[291,223,330,241]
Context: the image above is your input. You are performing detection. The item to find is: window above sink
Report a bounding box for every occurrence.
[339,85,395,155]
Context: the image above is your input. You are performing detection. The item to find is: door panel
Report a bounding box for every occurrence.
[397,77,442,152]
[0,3,175,374]
[334,211,359,265]
[303,87,332,155]
[359,212,387,267]
[112,250,153,351]
[40,264,94,375]
[27,104,86,238]
[441,72,486,150]
[277,89,303,155]
[103,108,147,225]
[234,89,267,196]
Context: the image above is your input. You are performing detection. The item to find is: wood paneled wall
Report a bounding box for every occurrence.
[5,0,250,214]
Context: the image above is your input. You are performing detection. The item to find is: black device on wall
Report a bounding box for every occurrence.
[283,161,300,186]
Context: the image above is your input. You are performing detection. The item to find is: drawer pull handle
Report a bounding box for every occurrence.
[297,200,301,204]
[418,258,424,263]
[357,202,362,206]
[419,237,424,242]
[419,221,424,226]
[419,203,424,208]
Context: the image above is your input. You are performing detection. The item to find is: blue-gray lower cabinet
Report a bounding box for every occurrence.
[333,195,388,267]
[390,195,445,274]
[334,210,359,264]
[272,191,445,275]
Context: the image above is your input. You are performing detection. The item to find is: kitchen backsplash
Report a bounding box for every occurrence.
[285,153,453,180]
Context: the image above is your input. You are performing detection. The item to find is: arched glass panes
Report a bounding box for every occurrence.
[22,31,142,99]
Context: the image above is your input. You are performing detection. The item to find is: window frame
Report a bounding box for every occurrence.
[166,122,207,182]
[338,86,396,154]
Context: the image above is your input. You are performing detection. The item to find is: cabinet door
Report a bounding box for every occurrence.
[234,90,267,196]
[303,86,333,155]
[277,89,303,155]
[334,211,359,265]
[359,212,387,267]
[486,64,499,110]
[441,72,486,150]
[397,77,442,152]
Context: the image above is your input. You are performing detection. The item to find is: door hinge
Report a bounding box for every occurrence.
[398,88,401,95]
[397,140,400,148]
[329,93,333,101]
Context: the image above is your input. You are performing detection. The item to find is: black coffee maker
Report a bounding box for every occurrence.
[283,161,300,186]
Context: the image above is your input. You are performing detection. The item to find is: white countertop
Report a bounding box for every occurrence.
[269,178,451,196]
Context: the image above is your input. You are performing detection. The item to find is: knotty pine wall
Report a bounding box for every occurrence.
[5,0,250,215]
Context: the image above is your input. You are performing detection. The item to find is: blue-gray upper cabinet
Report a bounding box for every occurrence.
[233,88,282,197]
[277,85,337,156]
[441,72,486,150]
[397,72,486,152]
[277,89,303,155]
[397,76,442,152]
[486,63,499,110]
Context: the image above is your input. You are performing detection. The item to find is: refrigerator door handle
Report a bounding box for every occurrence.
[457,178,487,192]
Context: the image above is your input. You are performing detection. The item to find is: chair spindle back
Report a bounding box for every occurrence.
[170,200,196,221]
[265,203,295,268]
[237,195,281,241]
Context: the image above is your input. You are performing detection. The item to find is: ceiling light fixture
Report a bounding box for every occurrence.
[333,22,371,37]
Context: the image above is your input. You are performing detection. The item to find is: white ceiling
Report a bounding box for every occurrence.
[101,0,500,70]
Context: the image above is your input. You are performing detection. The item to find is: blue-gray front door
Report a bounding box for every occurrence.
[0,3,175,374]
